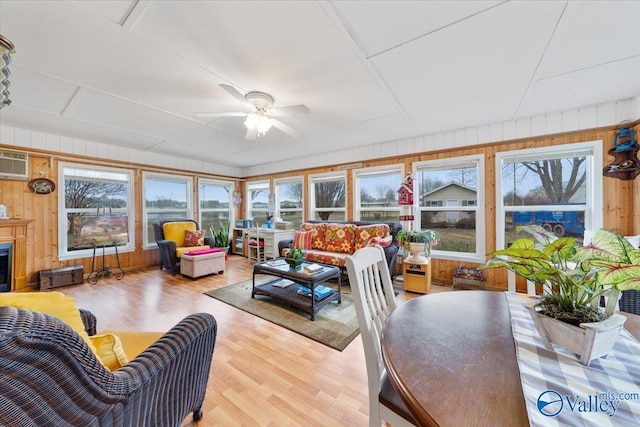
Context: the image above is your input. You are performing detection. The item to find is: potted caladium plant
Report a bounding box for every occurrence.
[484,225,640,365]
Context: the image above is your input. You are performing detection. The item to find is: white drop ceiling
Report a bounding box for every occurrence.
[0,0,639,172]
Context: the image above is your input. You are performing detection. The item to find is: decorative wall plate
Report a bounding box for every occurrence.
[28,178,55,194]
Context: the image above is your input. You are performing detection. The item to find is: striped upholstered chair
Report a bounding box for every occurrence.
[0,305,217,426]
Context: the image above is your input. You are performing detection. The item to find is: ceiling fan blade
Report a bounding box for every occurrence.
[271,119,302,138]
[195,111,247,118]
[220,84,248,105]
[270,104,310,116]
[245,127,258,140]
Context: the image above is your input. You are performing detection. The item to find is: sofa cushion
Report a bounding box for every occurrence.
[293,230,313,249]
[176,245,210,258]
[162,221,196,246]
[301,222,327,250]
[0,292,106,368]
[184,229,205,247]
[369,235,393,248]
[355,224,390,250]
[89,333,129,371]
[303,249,349,267]
[324,223,357,254]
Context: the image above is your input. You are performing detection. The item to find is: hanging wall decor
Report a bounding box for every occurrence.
[603,127,640,180]
[28,178,55,194]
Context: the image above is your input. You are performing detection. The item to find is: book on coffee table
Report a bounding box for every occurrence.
[296,284,334,300]
[272,279,295,288]
[303,263,323,274]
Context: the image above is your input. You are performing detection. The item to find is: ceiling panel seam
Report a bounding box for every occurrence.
[365,0,509,60]
[513,1,569,120]
[321,0,418,134]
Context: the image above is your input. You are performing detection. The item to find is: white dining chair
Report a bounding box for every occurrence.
[345,245,416,427]
[247,227,265,262]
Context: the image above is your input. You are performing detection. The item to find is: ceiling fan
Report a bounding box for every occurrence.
[196,84,310,140]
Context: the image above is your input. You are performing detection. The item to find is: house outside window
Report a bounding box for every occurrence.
[354,166,402,222]
[274,176,304,228]
[199,179,234,234]
[309,172,346,221]
[246,180,270,225]
[58,163,134,260]
[496,140,603,249]
[143,173,193,247]
[414,154,484,261]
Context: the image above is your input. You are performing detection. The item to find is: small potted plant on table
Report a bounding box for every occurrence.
[285,246,304,269]
[396,229,438,262]
[484,225,640,365]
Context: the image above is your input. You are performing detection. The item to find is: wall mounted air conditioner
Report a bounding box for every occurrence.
[0,150,29,180]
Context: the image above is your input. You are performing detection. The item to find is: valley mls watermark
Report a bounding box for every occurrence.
[537,390,640,418]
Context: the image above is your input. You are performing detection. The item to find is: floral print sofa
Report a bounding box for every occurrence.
[279,220,402,277]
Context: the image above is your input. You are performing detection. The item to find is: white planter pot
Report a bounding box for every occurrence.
[525,302,626,366]
[408,242,427,262]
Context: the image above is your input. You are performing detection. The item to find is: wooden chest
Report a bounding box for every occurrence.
[39,266,84,290]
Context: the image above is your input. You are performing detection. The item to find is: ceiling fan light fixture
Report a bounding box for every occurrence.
[244,112,272,136]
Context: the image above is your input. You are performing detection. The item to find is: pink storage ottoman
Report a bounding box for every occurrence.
[180,250,225,278]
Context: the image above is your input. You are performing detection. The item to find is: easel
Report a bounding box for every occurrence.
[87,242,124,285]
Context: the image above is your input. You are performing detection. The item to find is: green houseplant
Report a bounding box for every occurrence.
[285,245,304,269]
[484,225,640,364]
[396,229,438,261]
[210,221,230,250]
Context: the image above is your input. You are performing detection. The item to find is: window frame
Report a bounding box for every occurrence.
[274,176,304,227]
[199,178,235,233]
[308,171,347,221]
[353,164,403,222]
[245,180,270,224]
[413,154,485,262]
[58,162,135,260]
[142,172,193,249]
[494,140,603,251]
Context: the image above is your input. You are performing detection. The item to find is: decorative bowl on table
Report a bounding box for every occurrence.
[285,257,304,269]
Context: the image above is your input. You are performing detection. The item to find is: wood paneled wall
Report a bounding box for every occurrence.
[1,123,638,290]
[248,126,639,292]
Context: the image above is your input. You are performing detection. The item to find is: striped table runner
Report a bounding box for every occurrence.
[505,292,640,427]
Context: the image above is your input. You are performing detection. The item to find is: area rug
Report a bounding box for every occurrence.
[204,276,359,351]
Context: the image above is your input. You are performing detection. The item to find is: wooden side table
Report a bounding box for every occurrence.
[402,258,431,293]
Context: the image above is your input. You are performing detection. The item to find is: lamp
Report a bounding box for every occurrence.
[244,112,273,136]
[0,34,14,109]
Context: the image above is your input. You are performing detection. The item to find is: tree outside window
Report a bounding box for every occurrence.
[310,173,346,221]
[59,164,134,260]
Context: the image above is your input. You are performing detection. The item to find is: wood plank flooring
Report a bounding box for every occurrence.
[61,255,448,426]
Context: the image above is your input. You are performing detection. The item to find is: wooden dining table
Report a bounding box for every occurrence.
[380,291,640,427]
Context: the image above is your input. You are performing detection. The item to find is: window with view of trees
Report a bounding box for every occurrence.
[354,166,402,222]
[414,155,484,261]
[199,179,234,234]
[309,172,346,221]
[246,181,270,224]
[275,177,303,228]
[496,141,603,249]
[58,163,134,260]
[143,173,192,247]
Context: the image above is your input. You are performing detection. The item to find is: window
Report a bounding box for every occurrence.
[58,163,134,260]
[274,176,304,228]
[246,180,270,224]
[414,154,485,261]
[143,173,193,247]
[199,179,234,234]
[309,172,346,221]
[354,166,402,222]
[496,141,603,249]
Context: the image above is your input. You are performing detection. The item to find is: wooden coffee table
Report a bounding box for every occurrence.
[252,259,341,320]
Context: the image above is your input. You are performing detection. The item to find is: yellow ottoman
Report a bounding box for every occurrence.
[180,250,225,278]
